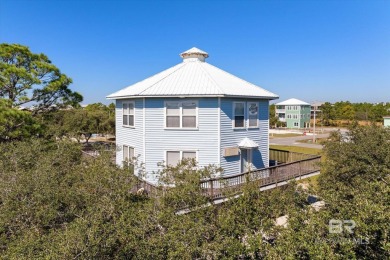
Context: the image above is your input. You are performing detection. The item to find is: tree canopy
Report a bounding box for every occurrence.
[0,43,82,111]
[0,126,388,258]
[0,99,41,141]
[319,101,390,125]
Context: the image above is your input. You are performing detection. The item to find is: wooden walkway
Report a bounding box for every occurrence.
[135,149,322,201]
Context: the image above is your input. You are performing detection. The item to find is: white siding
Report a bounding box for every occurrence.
[115,99,144,176]
[220,98,269,176]
[115,97,270,183]
[144,98,219,183]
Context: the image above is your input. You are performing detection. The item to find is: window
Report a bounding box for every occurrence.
[166,151,180,166]
[248,102,259,127]
[182,101,197,127]
[166,101,197,128]
[287,114,292,119]
[293,114,298,119]
[166,151,197,166]
[123,102,134,127]
[294,122,299,127]
[234,102,245,128]
[123,145,135,170]
[166,102,180,127]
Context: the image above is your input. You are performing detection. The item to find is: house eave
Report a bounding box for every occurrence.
[106,94,279,100]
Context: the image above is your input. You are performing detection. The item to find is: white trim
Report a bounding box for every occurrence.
[143,98,146,165]
[232,101,246,129]
[267,102,270,167]
[240,148,253,173]
[107,94,278,100]
[163,127,199,131]
[122,145,135,166]
[165,150,198,167]
[122,101,135,127]
[164,100,198,129]
[218,97,221,167]
[247,101,259,128]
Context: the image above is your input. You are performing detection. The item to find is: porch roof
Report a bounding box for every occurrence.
[238,137,259,149]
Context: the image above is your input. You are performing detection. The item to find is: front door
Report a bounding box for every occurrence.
[241,149,252,173]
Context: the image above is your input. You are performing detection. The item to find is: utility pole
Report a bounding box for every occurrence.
[313,105,316,143]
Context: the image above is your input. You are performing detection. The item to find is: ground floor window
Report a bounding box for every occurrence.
[166,150,197,166]
[123,145,135,171]
[294,122,299,127]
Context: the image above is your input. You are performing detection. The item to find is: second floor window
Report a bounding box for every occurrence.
[234,102,245,128]
[248,102,259,128]
[123,102,134,127]
[166,101,197,128]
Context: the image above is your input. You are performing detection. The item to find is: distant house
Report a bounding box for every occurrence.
[275,98,310,128]
[107,47,278,184]
[384,116,390,127]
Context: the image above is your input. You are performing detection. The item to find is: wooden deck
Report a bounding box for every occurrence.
[135,149,321,200]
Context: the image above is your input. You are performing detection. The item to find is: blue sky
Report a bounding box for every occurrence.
[1,0,389,104]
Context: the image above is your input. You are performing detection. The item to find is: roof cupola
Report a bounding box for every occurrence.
[180,47,208,62]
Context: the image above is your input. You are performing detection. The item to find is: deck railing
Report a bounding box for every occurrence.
[134,178,160,197]
[199,149,321,200]
[132,149,321,200]
[269,148,319,164]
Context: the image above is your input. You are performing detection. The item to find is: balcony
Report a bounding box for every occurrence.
[134,149,321,201]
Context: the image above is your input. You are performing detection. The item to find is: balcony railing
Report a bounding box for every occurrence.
[199,149,321,200]
[133,149,321,200]
[276,109,286,114]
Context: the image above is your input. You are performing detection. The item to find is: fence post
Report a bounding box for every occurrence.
[274,167,278,187]
[210,180,214,198]
[299,161,302,179]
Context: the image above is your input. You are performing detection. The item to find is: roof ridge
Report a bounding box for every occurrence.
[198,61,224,94]
[204,62,278,97]
[137,62,187,95]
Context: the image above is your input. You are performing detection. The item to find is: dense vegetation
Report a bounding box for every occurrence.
[320,101,390,125]
[1,43,389,259]
[0,44,115,142]
[0,126,389,259]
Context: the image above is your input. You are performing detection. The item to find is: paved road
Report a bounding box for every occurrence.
[269,133,330,149]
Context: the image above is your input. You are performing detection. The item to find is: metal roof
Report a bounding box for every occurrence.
[107,48,278,100]
[276,98,310,106]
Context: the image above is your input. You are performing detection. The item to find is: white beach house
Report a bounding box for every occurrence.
[107,47,278,184]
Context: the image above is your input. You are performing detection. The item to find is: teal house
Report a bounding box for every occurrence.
[275,98,311,128]
[384,116,390,127]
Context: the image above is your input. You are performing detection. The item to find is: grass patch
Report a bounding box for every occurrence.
[270,145,323,190]
[296,137,328,144]
[269,133,303,138]
[270,145,321,155]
